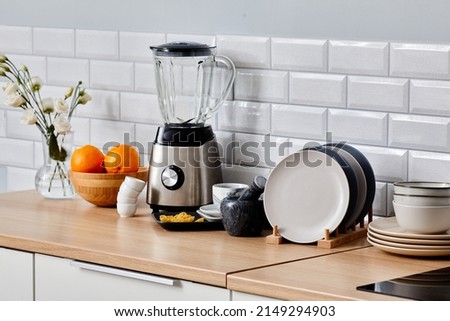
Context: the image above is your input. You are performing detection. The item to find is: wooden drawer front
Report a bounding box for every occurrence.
[35,254,229,301]
[0,248,34,300]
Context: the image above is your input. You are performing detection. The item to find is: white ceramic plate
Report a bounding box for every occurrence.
[368,236,450,257]
[199,204,221,217]
[196,210,222,222]
[264,149,350,243]
[369,217,450,240]
[368,229,450,246]
[367,233,450,250]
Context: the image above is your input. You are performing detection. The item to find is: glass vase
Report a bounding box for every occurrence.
[35,132,75,199]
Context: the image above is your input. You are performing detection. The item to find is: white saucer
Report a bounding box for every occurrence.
[199,204,221,217]
[196,210,222,222]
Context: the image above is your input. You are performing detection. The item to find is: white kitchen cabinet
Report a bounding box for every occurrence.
[231,291,281,301]
[35,254,230,301]
[0,247,34,300]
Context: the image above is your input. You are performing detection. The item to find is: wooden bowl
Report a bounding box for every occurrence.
[69,167,149,207]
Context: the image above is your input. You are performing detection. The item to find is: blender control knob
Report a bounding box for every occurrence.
[161,165,184,190]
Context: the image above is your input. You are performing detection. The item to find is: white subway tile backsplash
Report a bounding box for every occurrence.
[373,182,387,216]
[218,100,270,134]
[6,110,41,141]
[0,110,5,137]
[75,89,120,120]
[135,63,156,93]
[90,60,133,91]
[271,38,327,72]
[33,28,75,57]
[4,25,450,195]
[217,35,270,68]
[355,145,408,182]
[328,109,388,146]
[6,55,46,82]
[409,150,450,182]
[70,117,90,147]
[390,43,450,79]
[0,165,5,192]
[0,138,34,168]
[271,104,327,140]
[410,79,450,116]
[290,73,346,107]
[120,92,163,124]
[348,76,408,112]
[90,119,135,152]
[389,114,450,152]
[0,26,32,54]
[6,166,36,192]
[329,40,389,76]
[135,123,159,154]
[47,57,89,86]
[76,30,119,60]
[222,164,271,185]
[120,32,165,62]
[234,69,288,103]
[233,133,288,168]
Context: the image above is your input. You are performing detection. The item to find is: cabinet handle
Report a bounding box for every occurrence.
[70,261,175,286]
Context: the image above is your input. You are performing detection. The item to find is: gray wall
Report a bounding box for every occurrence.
[1,0,450,43]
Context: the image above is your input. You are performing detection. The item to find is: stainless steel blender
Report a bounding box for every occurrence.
[147,42,236,212]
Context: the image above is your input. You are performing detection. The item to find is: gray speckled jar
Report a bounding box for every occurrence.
[220,196,266,237]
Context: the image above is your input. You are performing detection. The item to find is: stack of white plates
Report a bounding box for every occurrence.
[197,204,222,222]
[264,144,375,243]
[368,217,450,257]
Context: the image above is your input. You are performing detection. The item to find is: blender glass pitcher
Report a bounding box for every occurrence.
[150,42,236,126]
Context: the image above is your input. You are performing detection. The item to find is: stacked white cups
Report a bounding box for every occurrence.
[116,176,147,217]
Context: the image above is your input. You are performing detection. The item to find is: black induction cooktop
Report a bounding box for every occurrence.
[357,266,450,300]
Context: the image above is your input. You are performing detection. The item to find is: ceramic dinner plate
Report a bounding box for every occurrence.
[369,217,450,240]
[368,228,450,246]
[323,146,365,231]
[367,233,450,250]
[264,149,350,243]
[325,143,376,225]
[367,236,450,257]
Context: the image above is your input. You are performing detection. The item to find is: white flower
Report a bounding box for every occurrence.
[20,109,37,125]
[5,92,26,107]
[31,76,43,92]
[53,116,72,134]
[54,98,69,114]
[3,81,18,95]
[41,97,54,113]
[78,91,92,105]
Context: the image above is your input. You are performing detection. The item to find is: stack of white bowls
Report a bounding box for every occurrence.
[116,176,147,217]
[393,181,450,234]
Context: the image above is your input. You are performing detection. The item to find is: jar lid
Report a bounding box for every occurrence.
[150,41,215,57]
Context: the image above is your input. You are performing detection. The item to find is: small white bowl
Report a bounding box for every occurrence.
[117,192,138,205]
[124,176,147,193]
[393,194,450,206]
[119,183,141,198]
[393,181,450,197]
[212,183,248,206]
[393,201,450,234]
[117,203,137,217]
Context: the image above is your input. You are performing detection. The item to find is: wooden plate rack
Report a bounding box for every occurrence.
[266,207,373,248]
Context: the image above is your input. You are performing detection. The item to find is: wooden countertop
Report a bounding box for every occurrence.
[0,190,369,288]
[228,246,450,300]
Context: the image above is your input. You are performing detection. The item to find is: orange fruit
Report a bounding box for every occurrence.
[104,144,139,173]
[71,145,105,173]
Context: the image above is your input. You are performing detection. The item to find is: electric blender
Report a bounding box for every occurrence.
[146,42,236,212]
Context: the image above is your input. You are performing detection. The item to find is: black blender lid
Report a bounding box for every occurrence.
[150,41,215,57]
